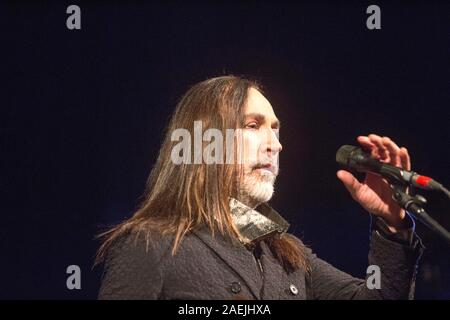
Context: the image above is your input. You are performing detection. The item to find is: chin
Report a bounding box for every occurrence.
[239,172,276,205]
[250,182,274,203]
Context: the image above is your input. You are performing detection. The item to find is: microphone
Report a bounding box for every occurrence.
[336,145,450,245]
[336,145,443,191]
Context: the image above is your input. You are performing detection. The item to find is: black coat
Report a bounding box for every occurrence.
[98,222,424,300]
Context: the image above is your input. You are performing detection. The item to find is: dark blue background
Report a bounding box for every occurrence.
[2,1,449,299]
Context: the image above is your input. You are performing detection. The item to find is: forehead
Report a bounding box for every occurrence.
[244,87,277,119]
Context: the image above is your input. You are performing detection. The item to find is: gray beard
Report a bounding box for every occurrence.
[237,170,276,209]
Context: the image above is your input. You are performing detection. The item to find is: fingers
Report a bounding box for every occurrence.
[368,134,389,162]
[357,135,379,158]
[382,136,401,167]
[400,147,411,171]
[357,134,410,169]
[356,136,374,150]
[337,170,362,199]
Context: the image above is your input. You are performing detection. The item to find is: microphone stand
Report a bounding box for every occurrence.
[390,183,450,247]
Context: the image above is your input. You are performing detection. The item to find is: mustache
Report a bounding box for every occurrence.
[251,161,279,174]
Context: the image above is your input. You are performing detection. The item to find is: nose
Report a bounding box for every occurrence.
[264,128,282,155]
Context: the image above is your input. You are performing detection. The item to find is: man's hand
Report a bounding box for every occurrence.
[337,134,411,233]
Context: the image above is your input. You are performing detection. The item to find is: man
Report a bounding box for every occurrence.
[96,75,424,299]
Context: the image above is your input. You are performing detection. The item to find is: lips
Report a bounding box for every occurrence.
[253,163,277,174]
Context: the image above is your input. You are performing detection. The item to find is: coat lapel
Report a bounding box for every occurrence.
[259,240,307,299]
[193,227,263,300]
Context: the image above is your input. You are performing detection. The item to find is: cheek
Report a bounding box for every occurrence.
[242,131,260,163]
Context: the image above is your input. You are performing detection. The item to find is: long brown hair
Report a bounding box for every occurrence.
[95,75,309,273]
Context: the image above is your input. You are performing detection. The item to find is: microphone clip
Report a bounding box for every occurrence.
[389,183,450,247]
[391,184,427,209]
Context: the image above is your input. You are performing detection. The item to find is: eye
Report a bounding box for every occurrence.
[245,122,259,129]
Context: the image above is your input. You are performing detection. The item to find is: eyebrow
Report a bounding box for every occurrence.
[244,112,281,129]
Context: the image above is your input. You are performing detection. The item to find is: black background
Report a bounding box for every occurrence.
[1,1,449,299]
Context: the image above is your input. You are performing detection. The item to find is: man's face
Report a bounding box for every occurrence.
[237,87,282,207]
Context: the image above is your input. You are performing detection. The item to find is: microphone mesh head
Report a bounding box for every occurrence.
[336,145,358,166]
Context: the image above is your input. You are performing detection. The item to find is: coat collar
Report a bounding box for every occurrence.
[192,199,290,299]
[229,198,290,245]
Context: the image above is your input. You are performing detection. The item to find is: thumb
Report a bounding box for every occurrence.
[337,170,362,199]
